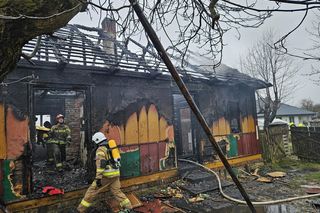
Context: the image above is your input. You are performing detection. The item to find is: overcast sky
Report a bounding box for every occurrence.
[221,10,320,106]
[70,2,320,107]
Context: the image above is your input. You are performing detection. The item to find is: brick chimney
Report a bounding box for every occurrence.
[101,17,116,55]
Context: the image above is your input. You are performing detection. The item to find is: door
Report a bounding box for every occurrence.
[173,94,196,157]
[28,84,91,194]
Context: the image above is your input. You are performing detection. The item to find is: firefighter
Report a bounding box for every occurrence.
[36,125,50,145]
[77,131,132,213]
[289,122,296,127]
[47,114,71,171]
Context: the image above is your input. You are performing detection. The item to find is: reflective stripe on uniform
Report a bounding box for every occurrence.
[96,151,105,157]
[103,170,120,177]
[47,141,60,144]
[56,163,63,167]
[80,199,92,207]
[120,198,131,207]
[48,158,54,162]
[96,168,104,172]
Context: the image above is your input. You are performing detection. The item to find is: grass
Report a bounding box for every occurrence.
[260,157,320,187]
[263,157,320,172]
[305,172,320,181]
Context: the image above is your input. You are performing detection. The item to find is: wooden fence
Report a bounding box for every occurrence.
[291,127,320,161]
[259,125,289,163]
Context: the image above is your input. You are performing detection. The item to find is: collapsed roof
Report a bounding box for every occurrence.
[21,24,270,89]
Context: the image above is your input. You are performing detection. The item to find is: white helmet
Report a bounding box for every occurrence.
[92,132,107,144]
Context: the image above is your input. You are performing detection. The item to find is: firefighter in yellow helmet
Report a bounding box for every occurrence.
[77,129,132,212]
[47,114,71,171]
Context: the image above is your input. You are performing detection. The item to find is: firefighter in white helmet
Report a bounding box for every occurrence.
[77,126,132,212]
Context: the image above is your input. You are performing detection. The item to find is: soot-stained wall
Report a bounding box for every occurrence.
[197,84,260,160]
[0,62,263,203]
[92,75,176,178]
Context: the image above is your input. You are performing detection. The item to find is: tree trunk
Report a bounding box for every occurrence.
[0,0,85,80]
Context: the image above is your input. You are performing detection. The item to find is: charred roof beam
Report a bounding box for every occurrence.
[73,24,164,76]
[47,37,68,70]
[127,38,162,71]
[96,29,161,75]
[70,25,117,73]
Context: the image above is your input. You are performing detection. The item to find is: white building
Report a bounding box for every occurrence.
[258,103,316,127]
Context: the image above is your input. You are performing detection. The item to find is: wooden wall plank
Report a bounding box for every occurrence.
[0,104,6,159]
[147,104,159,142]
[125,112,138,145]
[241,115,256,134]
[6,107,29,160]
[120,125,125,145]
[140,144,149,175]
[138,106,148,143]
[148,143,159,173]
[159,117,168,141]
[213,117,230,136]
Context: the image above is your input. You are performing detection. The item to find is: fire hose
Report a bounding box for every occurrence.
[178,159,320,205]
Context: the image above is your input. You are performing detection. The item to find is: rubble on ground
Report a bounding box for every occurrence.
[31,160,88,198]
[31,158,320,212]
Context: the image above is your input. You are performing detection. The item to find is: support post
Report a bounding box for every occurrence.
[128,1,256,212]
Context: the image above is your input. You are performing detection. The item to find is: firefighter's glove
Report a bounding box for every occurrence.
[96,179,102,187]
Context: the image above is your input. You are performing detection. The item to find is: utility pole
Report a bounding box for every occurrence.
[128,0,256,212]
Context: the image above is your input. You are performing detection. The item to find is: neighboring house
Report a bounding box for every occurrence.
[0,19,269,207]
[258,103,316,127]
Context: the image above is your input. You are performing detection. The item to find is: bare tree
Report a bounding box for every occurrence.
[1,0,320,80]
[301,98,314,111]
[276,12,320,84]
[301,99,320,116]
[306,13,320,84]
[241,30,298,128]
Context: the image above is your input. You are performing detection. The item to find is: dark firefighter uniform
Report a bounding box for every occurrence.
[47,124,71,169]
[77,145,132,212]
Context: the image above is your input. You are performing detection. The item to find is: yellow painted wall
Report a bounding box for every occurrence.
[120,125,125,145]
[212,117,230,136]
[147,104,159,142]
[0,104,6,159]
[114,104,173,144]
[241,115,255,133]
[159,117,168,141]
[138,106,148,143]
[125,112,139,145]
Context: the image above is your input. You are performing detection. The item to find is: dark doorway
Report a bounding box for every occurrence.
[32,89,86,163]
[29,86,90,195]
[173,94,196,158]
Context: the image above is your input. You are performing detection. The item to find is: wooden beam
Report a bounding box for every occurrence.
[0,104,6,159]
[205,154,262,170]
[6,155,261,211]
[6,169,177,211]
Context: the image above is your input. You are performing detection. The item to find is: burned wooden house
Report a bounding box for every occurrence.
[0,19,269,210]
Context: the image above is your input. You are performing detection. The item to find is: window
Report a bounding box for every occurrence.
[230,118,240,133]
[289,116,295,123]
[35,114,51,126]
[227,101,241,133]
